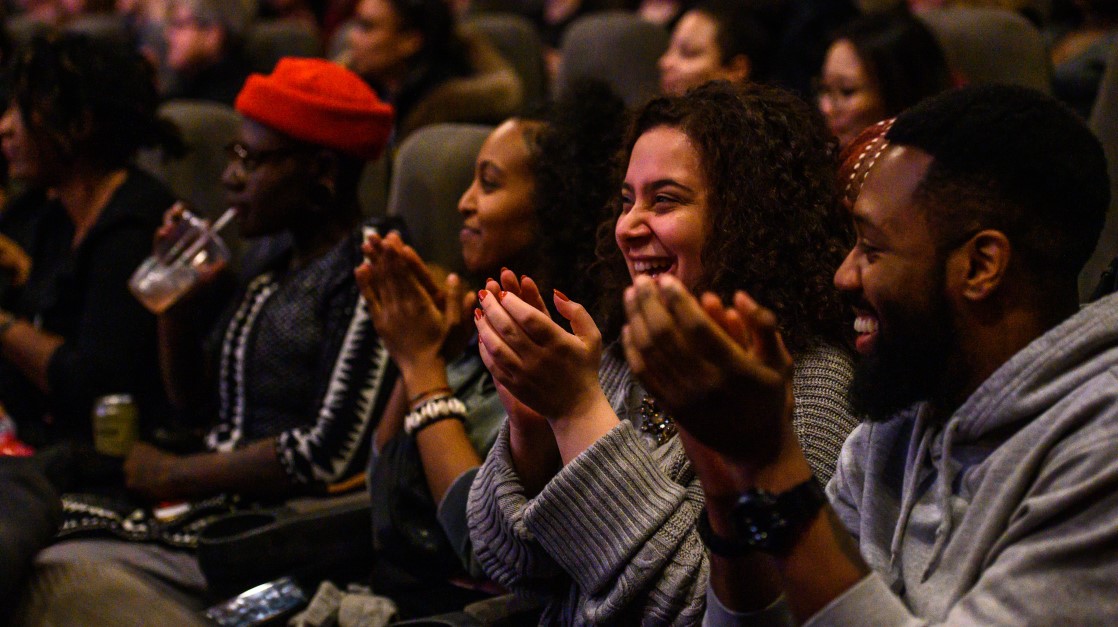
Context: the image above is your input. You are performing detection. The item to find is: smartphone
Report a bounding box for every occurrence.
[204,576,308,626]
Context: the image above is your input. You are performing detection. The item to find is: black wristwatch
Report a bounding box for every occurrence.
[698,476,827,557]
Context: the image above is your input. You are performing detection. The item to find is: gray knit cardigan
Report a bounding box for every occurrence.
[467,342,857,625]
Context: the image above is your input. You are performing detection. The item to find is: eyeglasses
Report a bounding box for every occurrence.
[223,142,303,173]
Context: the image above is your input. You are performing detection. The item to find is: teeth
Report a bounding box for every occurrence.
[854,316,878,334]
[633,260,673,274]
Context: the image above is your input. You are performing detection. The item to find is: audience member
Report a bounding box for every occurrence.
[160,0,252,104]
[126,57,395,504]
[353,81,628,618]
[23,59,397,616]
[817,10,952,146]
[657,0,770,96]
[1050,0,1118,117]
[0,34,179,449]
[630,84,1118,625]
[467,81,859,623]
[343,0,523,140]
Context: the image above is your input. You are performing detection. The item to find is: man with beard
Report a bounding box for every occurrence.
[620,83,1118,624]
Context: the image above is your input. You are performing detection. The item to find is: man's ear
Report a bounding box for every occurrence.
[399,30,424,60]
[724,54,751,83]
[310,149,342,198]
[949,229,1012,302]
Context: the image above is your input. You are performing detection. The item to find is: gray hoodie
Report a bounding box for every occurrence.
[708,292,1118,625]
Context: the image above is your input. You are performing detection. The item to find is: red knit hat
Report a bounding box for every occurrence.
[837,118,895,210]
[235,57,394,161]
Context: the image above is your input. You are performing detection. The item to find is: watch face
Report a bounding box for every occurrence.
[733,490,790,551]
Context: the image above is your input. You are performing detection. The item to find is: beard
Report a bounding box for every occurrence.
[849,272,959,423]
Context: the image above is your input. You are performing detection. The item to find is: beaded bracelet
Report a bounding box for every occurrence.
[408,386,453,409]
[404,395,467,436]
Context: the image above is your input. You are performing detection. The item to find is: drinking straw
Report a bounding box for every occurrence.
[175,207,236,266]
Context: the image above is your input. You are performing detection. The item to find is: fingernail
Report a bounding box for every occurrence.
[487,277,495,285]
[478,290,487,301]
[498,291,507,301]
[501,267,509,274]
[474,308,483,320]
[554,289,570,302]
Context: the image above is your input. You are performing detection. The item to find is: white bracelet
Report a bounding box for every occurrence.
[403,395,467,436]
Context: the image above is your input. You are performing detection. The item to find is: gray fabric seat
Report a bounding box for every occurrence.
[1080,42,1118,299]
[554,11,668,107]
[463,13,548,113]
[917,6,1051,93]
[386,124,493,275]
[245,19,321,73]
[137,99,246,266]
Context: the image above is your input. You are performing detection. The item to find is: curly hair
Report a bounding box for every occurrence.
[594,80,851,353]
[527,80,629,308]
[8,34,183,173]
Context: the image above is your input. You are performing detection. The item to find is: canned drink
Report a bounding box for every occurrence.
[92,394,139,457]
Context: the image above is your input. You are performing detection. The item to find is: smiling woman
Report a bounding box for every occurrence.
[350,81,627,617]
[467,80,860,624]
[658,0,771,96]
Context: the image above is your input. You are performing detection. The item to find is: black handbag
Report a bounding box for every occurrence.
[367,432,462,591]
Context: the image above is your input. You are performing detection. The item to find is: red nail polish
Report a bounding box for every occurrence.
[554,289,570,302]
[498,291,507,301]
[474,308,483,320]
[478,290,487,301]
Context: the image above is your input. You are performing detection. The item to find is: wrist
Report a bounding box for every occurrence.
[399,359,449,400]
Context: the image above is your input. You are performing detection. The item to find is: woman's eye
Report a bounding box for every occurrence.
[480,177,498,192]
[653,194,677,208]
[857,240,881,259]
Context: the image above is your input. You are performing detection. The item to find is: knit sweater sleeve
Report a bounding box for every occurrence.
[467,419,567,592]
[790,343,859,487]
[468,418,708,625]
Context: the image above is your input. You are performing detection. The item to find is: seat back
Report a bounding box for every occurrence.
[244,19,321,73]
[62,14,132,50]
[917,6,1051,93]
[1080,42,1118,299]
[554,11,668,107]
[386,124,493,275]
[463,13,548,112]
[137,99,247,265]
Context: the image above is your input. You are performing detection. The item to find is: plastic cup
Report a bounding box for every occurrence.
[129,208,233,314]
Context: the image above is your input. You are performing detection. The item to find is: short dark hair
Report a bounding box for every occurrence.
[8,34,183,171]
[386,0,464,67]
[835,10,952,117]
[690,0,773,82]
[595,80,851,353]
[887,83,1110,282]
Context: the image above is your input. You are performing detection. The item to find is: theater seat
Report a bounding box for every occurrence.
[554,11,668,107]
[917,6,1051,93]
[386,124,493,275]
[1080,42,1118,299]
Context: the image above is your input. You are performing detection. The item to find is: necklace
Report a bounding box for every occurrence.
[638,395,676,445]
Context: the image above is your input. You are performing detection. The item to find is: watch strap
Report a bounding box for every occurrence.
[696,506,754,557]
[733,476,827,555]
